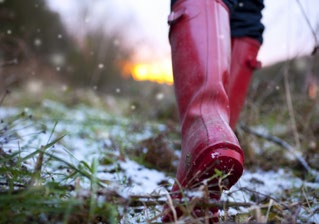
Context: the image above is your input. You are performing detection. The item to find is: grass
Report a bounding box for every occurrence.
[0,112,119,223]
[1,89,171,223]
[1,55,319,223]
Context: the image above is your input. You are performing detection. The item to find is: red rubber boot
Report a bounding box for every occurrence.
[162,0,244,222]
[228,37,261,129]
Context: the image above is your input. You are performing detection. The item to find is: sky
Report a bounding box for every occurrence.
[46,0,319,68]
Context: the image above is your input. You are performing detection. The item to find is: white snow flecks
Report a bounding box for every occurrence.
[211,152,220,159]
[1,103,319,224]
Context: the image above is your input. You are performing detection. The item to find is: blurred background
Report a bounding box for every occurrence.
[0,0,318,98]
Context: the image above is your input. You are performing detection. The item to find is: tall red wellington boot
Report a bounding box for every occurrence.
[162,0,244,222]
[228,37,261,129]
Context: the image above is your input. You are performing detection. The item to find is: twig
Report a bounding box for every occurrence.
[0,89,10,106]
[128,195,254,209]
[101,190,255,209]
[29,147,44,186]
[239,123,319,181]
[0,59,18,68]
[0,182,26,189]
[295,0,318,48]
[239,187,290,210]
[283,63,300,150]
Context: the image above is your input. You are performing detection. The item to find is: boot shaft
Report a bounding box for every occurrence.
[169,0,232,126]
[228,37,261,129]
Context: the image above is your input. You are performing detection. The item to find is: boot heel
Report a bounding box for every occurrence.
[194,145,244,190]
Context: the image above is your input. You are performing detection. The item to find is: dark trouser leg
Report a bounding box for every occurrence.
[171,0,264,43]
[230,0,264,43]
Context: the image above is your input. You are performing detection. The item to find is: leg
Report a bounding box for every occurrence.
[162,0,244,222]
[228,0,265,128]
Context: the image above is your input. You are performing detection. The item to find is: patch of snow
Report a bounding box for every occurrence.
[0,107,19,117]
[1,103,319,224]
[118,159,167,194]
[222,169,319,222]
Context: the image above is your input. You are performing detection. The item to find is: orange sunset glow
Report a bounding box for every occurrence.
[130,60,173,85]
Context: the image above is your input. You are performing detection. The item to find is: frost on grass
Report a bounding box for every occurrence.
[1,101,319,223]
[223,170,319,222]
[0,102,169,223]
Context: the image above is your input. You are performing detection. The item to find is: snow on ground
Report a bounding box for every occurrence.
[1,102,318,223]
